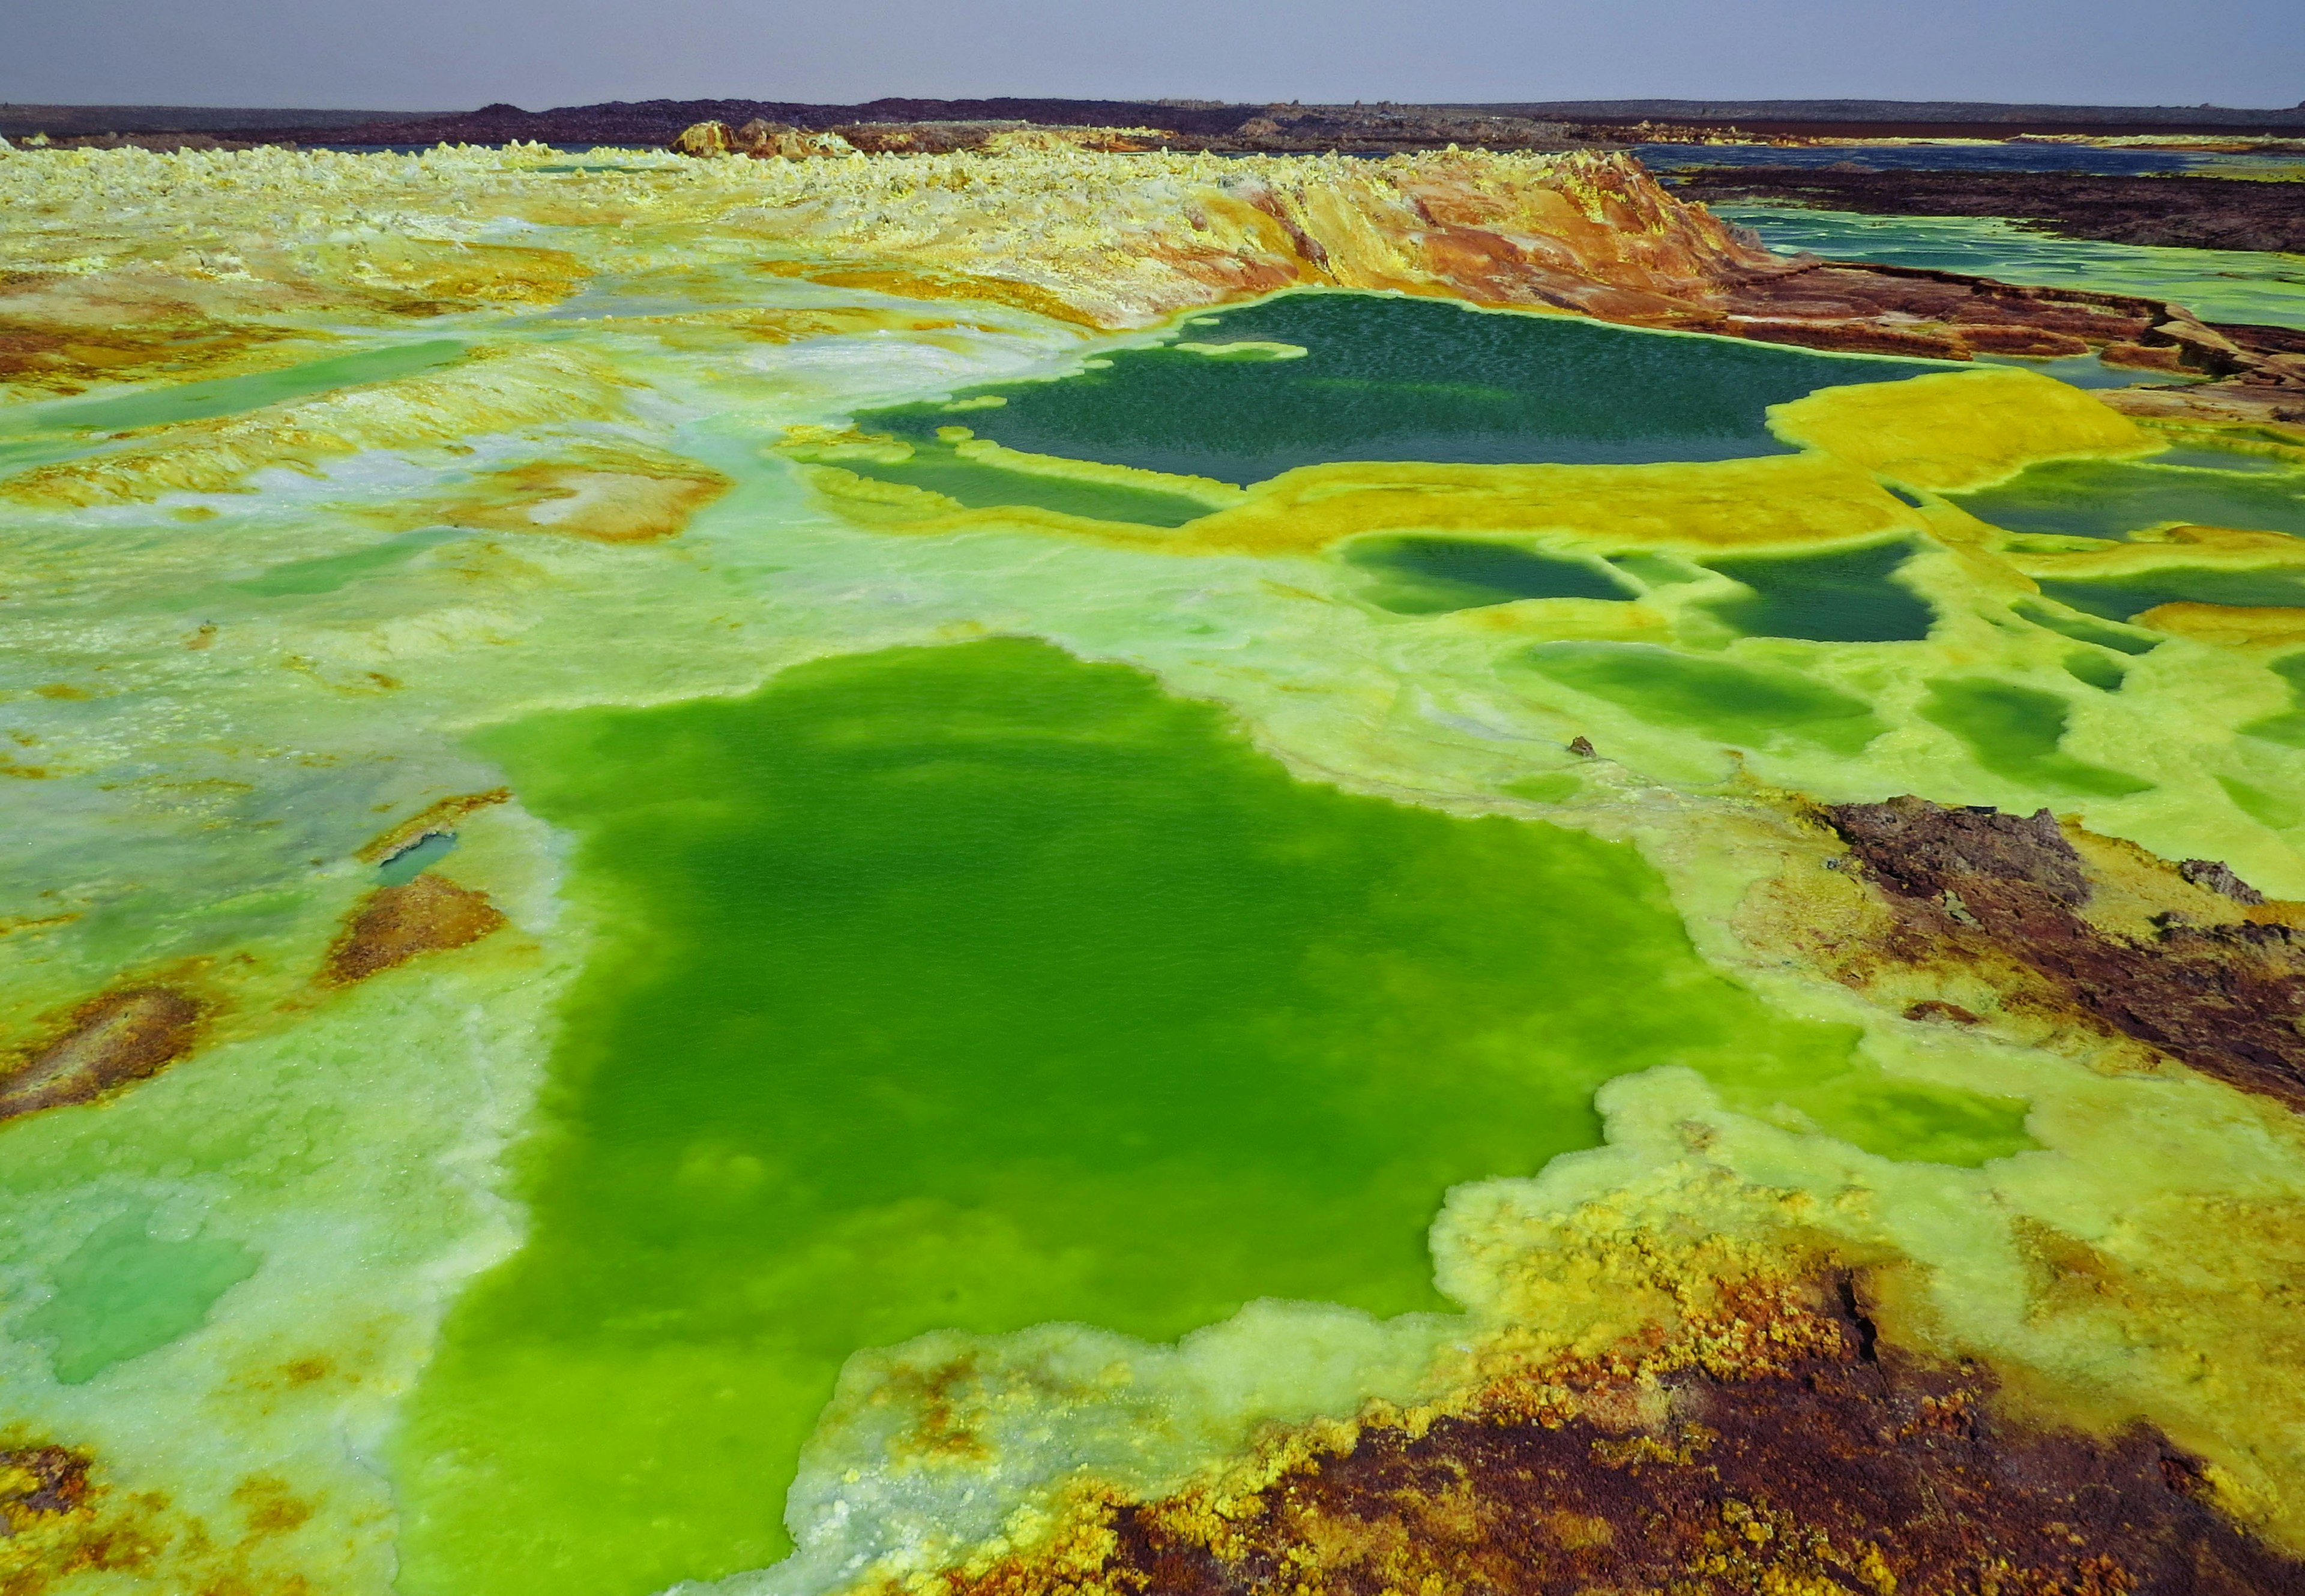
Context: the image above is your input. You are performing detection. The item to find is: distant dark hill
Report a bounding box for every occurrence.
[0,103,424,138]
[217,97,1261,146]
[30,95,2305,151]
[1480,98,2305,136]
[1672,166,2305,253]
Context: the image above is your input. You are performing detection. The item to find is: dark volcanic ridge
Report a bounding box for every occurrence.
[1672,166,2305,254]
[27,95,2301,152]
[1483,96,2305,137]
[0,103,421,139]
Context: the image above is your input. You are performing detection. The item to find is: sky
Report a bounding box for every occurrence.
[5,0,2302,113]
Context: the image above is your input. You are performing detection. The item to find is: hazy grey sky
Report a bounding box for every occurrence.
[5,0,2301,112]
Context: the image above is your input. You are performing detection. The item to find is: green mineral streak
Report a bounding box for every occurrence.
[857,293,1941,484]
[393,638,2023,1596]
[836,447,1214,527]
[2011,601,2162,655]
[2036,567,2305,622]
[2221,774,2304,829]
[2061,649,2129,692]
[1920,678,2154,796]
[1523,642,1887,756]
[1610,553,1707,587]
[1952,457,2305,543]
[25,1210,259,1385]
[2241,654,2305,745]
[1696,540,1935,643]
[1346,535,1635,614]
[228,529,465,599]
[11,339,468,435]
[1506,771,1584,803]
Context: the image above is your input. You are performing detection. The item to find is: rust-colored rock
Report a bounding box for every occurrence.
[0,987,204,1122]
[904,1275,2305,1596]
[0,1447,92,1523]
[322,873,505,985]
[1827,796,2305,1112]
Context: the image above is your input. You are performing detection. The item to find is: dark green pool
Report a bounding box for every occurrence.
[854,292,1944,484]
[1953,456,2305,543]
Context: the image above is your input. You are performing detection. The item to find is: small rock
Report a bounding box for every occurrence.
[2180,858,2266,905]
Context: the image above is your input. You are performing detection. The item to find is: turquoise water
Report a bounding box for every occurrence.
[1711,204,2305,330]
[25,1209,258,1385]
[379,831,460,887]
[855,292,1944,484]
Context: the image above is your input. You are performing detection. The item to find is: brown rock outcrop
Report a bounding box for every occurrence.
[670,119,856,158]
[884,1272,2305,1596]
[1823,796,2305,1112]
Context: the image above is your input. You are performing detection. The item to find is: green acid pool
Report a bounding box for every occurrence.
[390,638,2026,1596]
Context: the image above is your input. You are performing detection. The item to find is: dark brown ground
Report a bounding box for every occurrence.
[1671,166,2305,253]
[0,987,204,1122]
[1826,798,2305,1113]
[321,873,505,985]
[912,1274,2305,1596]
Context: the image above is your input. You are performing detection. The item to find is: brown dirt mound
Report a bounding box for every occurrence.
[0,987,204,1122]
[322,873,505,985]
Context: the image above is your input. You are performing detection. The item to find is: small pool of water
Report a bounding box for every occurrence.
[1953,457,2305,541]
[1346,537,1636,613]
[2243,654,2305,745]
[1697,539,1936,642]
[2035,566,2305,620]
[378,832,460,887]
[1974,353,2208,391]
[854,292,1944,485]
